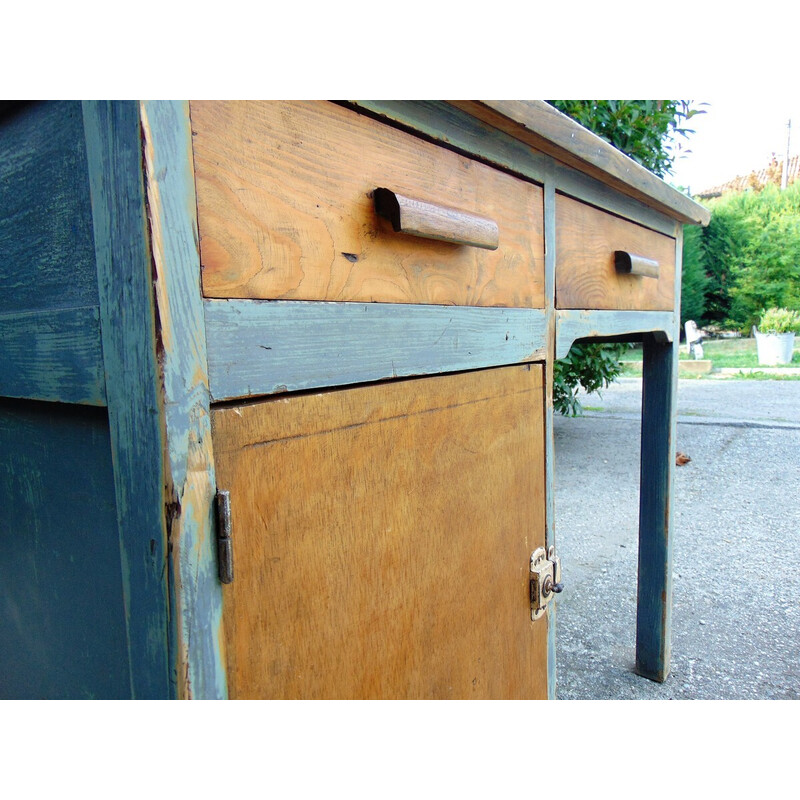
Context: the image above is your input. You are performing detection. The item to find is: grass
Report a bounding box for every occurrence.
[621,337,800,369]
[721,371,800,381]
[620,361,800,380]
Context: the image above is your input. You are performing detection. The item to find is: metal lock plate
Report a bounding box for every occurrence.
[548,546,561,587]
[530,546,562,621]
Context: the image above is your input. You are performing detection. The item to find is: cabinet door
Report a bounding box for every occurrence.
[211,364,548,699]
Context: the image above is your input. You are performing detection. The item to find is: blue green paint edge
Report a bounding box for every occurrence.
[82,101,172,699]
[543,166,558,700]
[140,101,227,699]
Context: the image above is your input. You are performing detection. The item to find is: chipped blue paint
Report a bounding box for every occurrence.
[0,306,106,405]
[140,100,227,699]
[204,299,548,402]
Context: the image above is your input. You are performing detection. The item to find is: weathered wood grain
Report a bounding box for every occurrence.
[212,365,548,699]
[204,299,547,402]
[346,100,550,184]
[0,306,106,405]
[190,100,545,308]
[83,100,171,699]
[448,101,710,226]
[0,101,98,315]
[556,194,676,311]
[140,100,227,700]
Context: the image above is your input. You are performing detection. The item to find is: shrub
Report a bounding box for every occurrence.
[698,207,740,326]
[757,307,800,334]
[552,342,628,417]
[702,182,800,331]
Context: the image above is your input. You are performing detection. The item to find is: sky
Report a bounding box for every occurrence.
[667,100,800,196]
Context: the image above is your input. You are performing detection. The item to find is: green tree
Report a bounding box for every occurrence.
[680,223,709,326]
[549,100,702,414]
[550,100,702,177]
[702,182,800,331]
[699,208,739,325]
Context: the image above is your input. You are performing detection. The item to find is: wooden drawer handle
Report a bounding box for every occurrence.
[614,251,660,279]
[373,187,499,251]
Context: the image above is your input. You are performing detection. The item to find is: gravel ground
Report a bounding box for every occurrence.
[553,378,800,700]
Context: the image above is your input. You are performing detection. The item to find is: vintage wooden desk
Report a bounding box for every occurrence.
[0,101,709,699]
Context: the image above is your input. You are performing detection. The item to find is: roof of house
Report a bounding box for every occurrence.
[695,154,800,199]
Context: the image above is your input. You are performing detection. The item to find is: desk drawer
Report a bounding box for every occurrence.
[190,101,545,308]
[555,194,676,310]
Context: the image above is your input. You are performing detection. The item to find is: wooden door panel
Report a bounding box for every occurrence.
[211,364,547,699]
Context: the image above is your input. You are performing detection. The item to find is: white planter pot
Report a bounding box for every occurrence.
[753,327,796,365]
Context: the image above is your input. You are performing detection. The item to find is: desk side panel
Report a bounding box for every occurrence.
[0,399,131,699]
[0,102,98,315]
[0,101,106,406]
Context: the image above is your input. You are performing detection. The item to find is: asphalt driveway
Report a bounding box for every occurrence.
[553,377,800,700]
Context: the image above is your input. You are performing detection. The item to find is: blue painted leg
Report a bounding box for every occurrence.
[636,334,677,682]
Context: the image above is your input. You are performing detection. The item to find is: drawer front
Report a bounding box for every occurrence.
[190,101,545,308]
[555,194,677,310]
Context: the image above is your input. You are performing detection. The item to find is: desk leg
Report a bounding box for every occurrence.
[636,334,677,682]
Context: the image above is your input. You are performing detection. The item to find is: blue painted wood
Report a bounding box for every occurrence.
[0,307,106,405]
[636,334,677,682]
[0,102,98,315]
[556,307,678,684]
[0,399,131,698]
[635,228,683,683]
[204,300,548,402]
[83,101,172,699]
[140,101,227,699]
[555,309,675,359]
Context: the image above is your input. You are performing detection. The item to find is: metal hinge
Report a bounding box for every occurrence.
[530,546,563,621]
[215,489,234,584]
